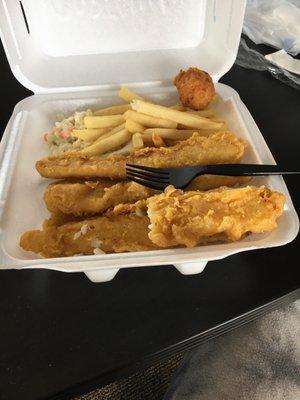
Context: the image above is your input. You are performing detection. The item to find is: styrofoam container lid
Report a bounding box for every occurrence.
[0,0,246,94]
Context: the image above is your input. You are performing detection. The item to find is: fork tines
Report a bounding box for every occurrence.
[126,164,170,190]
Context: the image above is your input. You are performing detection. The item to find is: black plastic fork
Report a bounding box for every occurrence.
[126,164,300,190]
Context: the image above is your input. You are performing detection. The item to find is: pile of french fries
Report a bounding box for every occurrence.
[71,86,224,156]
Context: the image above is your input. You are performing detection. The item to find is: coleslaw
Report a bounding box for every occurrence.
[43,109,93,155]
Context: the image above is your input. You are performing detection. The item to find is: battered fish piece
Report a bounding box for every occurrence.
[44,180,152,216]
[36,132,246,179]
[20,186,284,258]
[20,202,156,258]
[186,175,251,191]
[174,67,215,110]
[44,175,251,216]
[42,211,83,228]
[147,186,285,248]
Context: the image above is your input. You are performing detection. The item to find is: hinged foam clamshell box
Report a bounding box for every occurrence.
[0,0,298,282]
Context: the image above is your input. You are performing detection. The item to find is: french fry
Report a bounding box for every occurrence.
[124,110,177,129]
[171,104,186,111]
[94,123,126,142]
[131,100,223,130]
[152,133,166,147]
[84,115,125,129]
[106,123,126,135]
[119,86,144,102]
[176,123,190,130]
[177,122,225,130]
[71,128,110,142]
[80,129,131,156]
[187,109,215,118]
[142,128,203,142]
[125,119,145,134]
[81,124,125,152]
[93,104,131,116]
[132,133,144,149]
[209,118,227,124]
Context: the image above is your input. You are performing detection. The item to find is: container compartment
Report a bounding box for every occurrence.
[0,83,298,278]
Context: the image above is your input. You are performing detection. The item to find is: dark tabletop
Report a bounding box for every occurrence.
[0,39,299,400]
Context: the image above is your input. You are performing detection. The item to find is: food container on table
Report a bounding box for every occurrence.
[0,0,298,282]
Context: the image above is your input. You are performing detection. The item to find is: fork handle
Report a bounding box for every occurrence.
[202,164,299,176]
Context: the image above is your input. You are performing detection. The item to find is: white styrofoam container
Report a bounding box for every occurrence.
[0,0,298,282]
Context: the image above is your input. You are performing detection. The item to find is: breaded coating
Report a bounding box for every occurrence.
[20,203,156,258]
[187,175,251,191]
[42,211,80,228]
[44,180,152,216]
[44,175,251,217]
[36,132,246,179]
[147,186,285,248]
[20,185,285,258]
[174,67,215,110]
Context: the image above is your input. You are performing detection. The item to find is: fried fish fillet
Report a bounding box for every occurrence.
[20,186,284,258]
[44,180,152,216]
[20,202,156,258]
[43,180,150,216]
[42,211,83,228]
[147,186,285,248]
[44,175,251,216]
[186,175,251,191]
[36,132,246,179]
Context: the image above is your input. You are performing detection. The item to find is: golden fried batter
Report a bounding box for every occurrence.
[20,204,156,258]
[36,132,246,179]
[174,67,215,110]
[44,180,152,216]
[20,185,284,258]
[187,175,251,191]
[42,211,79,228]
[147,186,285,248]
[44,175,251,217]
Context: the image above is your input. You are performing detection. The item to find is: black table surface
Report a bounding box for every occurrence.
[0,39,299,400]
